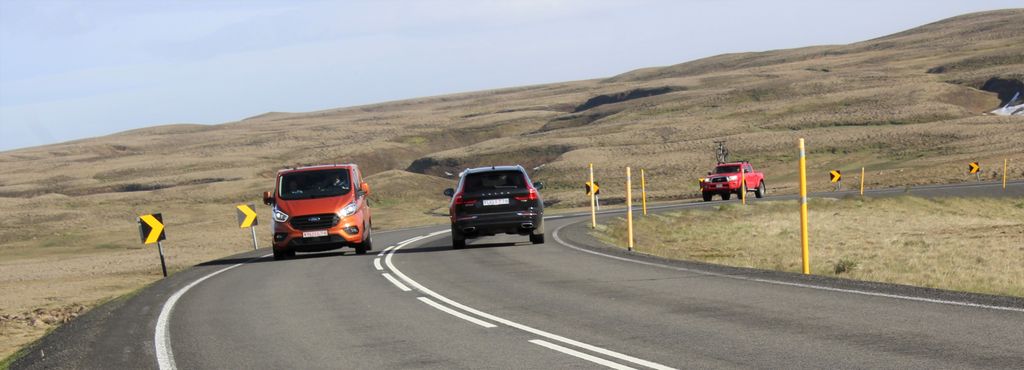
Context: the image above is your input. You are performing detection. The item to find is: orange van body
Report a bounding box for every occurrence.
[263,164,373,260]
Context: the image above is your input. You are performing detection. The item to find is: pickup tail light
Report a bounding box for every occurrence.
[454,192,477,205]
[515,188,539,201]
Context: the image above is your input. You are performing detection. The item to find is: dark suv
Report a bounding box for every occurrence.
[443,165,545,248]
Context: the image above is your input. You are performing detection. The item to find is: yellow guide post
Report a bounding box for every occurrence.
[641,168,648,216]
[860,167,865,196]
[741,165,746,205]
[626,167,634,252]
[1004,158,1008,190]
[589,164,596,228]
[799,139,810,275]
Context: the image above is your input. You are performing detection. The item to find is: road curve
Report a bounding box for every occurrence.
[12,180,1024,369]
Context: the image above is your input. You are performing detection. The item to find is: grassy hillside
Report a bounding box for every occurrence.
[1,9,1022,358]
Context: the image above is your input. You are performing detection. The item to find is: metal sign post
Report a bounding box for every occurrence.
[626,167,634,252]
[156,241,168,277]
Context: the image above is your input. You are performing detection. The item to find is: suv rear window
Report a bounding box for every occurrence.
[279,169,351,200]
[462,171,526,192]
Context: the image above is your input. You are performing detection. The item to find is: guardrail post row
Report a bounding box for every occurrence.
[626,167,634,252]
[798,139,810,275]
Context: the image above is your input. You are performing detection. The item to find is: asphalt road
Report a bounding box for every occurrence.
[13,180,1024,369]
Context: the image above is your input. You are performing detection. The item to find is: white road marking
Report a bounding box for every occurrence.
[417,297,497,328]
[385,231,675,370]
[382,273,411,291]
[378,245,395,256]
[373,257,383,271]
[155,253,272,370]
[551,223,1024,313]
[530,339,637,370]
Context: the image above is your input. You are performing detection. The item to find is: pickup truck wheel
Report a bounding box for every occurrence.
[702,193,713,202]
[721,193,731,201]
[755,182,766,198]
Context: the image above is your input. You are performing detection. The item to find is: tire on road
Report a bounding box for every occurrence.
[530,232,544,244]
[755,181,766,198]
[721,192,731,201]
[452,227,466,249]
[702,192,713,202]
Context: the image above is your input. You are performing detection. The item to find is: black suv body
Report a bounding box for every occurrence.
[443,165,545,248]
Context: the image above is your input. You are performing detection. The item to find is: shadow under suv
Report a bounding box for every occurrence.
[443,165,545,249]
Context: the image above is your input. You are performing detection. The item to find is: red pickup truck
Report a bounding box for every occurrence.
[700,161,766,201]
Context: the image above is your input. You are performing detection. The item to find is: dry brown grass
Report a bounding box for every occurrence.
[593,196,1024,297]
[1,9,1023,359]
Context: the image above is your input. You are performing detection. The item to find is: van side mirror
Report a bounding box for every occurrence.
[263,191,274,205]
[360,182,371,196]
[443,188,455,197]
[533,182,544,190]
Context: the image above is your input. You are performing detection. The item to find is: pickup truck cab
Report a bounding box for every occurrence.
[262,164,373,260]
[701,161,766,201]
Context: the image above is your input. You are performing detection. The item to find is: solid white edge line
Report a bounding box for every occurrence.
[417,297,497,328]
[155,253,273,370]
[378,245,395,256]
[373,257,383,271]
[530,339,637,370]
[382,273,411,291]
[385,231,675,370]
[551,223,1024,313]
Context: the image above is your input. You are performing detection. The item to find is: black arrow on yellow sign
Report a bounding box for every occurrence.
[585,181,600,195]
[236,203,258,228]
[138,213,166,244]
[968,162,980,174]
[829,170,842,183]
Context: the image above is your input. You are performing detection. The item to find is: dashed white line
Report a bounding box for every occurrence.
[373,257,383,271]
[382,273,411,291]
[385,231,674,370]
[155,253,272,370]
[417,297,497,328]
[530,339,637,370]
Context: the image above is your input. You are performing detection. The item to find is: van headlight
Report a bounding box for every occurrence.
[338,202,359,217]
[272,207,290,223]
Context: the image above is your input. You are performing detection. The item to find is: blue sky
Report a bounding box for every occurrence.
[0,1,1019,151]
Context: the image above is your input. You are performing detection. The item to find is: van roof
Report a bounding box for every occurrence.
[277,164,356,175]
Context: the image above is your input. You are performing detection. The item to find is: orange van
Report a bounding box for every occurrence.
[263,164,373,260]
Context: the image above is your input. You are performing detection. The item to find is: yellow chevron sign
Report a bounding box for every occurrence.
[830,170,842,183]
[236,203,258,228]
[585,181,600,195]
[968,162,980,174]
[138,213,166,244]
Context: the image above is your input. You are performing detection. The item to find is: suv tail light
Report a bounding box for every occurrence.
[515,188,538,201]
[454,192,477,205]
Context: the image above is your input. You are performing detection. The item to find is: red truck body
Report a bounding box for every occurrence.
[700,162,766,201]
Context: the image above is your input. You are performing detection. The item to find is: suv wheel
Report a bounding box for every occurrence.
[273,248,287,261]
[530,232,545,244]
[452,227,466,249]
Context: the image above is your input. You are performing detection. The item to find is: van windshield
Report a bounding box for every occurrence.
[279,169,351,200]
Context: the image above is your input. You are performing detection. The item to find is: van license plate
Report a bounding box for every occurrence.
[302,230,328,238]
[482,198,509,206]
